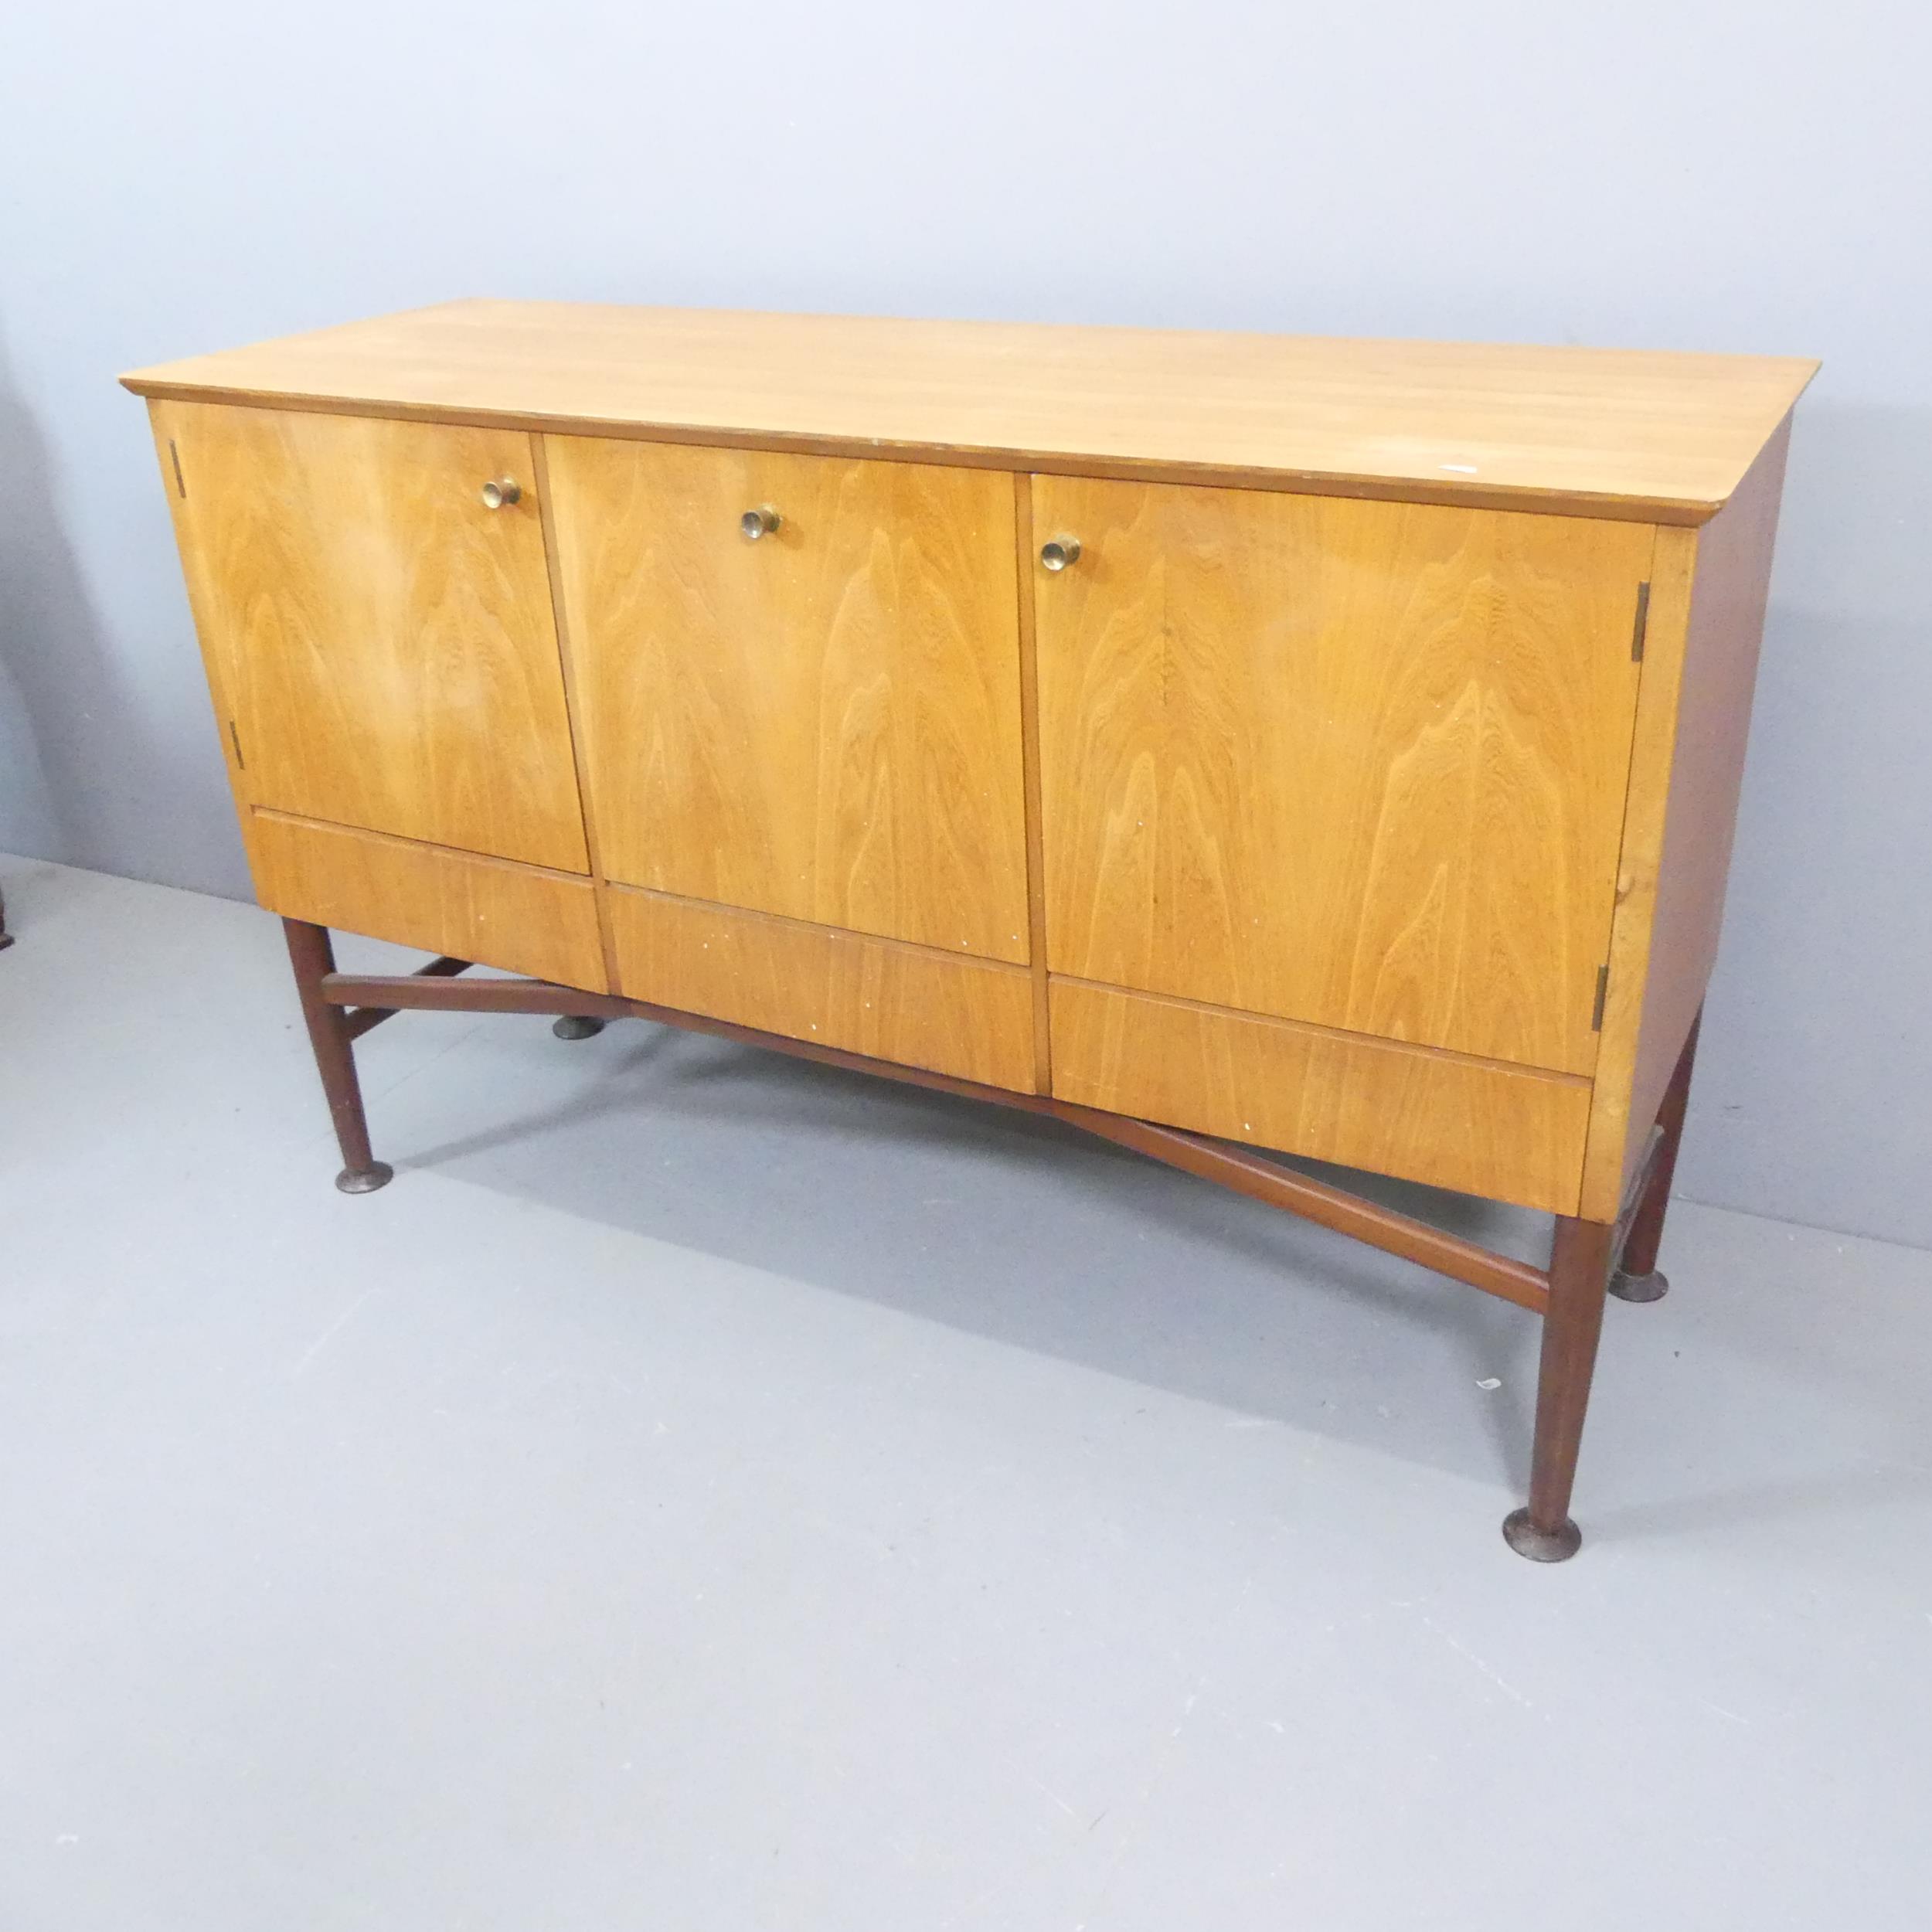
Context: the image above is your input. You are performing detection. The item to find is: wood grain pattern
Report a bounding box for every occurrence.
[1580,417,1794,1218]
[123,302,1818,523]
[1034,477,1653,1075]
[1049,977,1590,1214]
[156,400,590,872]
[546,436,1030,962]
[248,809,607,990]
[608,886,1036,1093]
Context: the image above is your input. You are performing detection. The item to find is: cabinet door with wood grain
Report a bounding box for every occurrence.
[1032,477,1655,1076]
[158,402,589,872]
[547,438,1030,963]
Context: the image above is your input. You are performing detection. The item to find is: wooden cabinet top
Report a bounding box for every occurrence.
[123,300,1814,524]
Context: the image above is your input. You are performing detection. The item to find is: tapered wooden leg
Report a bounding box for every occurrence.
[1503,1214,1616,1562]
[283,917,393,1195]
[1611,1011,1702,1304]
[0,883,13,951]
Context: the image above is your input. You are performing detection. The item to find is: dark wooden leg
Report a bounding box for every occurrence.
[0,883,13,951]
[552,1015,606,1040]
[284,917,393,1195]
[1503,1214,1616,1562]
[1610,1011,1702,1304]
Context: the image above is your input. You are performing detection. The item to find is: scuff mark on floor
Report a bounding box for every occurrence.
[291,1284,383,1378]
[1418,1611,1533,1708]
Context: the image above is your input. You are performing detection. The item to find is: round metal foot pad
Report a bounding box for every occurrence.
[335,1162,395,1196]
[553,1015,606,1041]
[1502,1508,1582,1563]
[1610,1267,1668,1304]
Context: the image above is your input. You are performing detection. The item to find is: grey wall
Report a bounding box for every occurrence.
[2,3,1927,1246]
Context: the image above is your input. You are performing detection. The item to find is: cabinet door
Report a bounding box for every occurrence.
[162,403,589,872]
[1032,477,1654,1076]
[548,438,1029,963]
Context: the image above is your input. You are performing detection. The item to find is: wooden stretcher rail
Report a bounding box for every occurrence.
[319,968,1553,1316]
[340,954,473,1039]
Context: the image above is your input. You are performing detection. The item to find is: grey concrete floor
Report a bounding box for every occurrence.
[2,852,1929,1931]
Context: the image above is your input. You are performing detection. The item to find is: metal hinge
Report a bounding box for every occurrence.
[1591,964,1610,1031]
[228,719,245,770]
[168,438,187,500]
[1630,580,1651,662]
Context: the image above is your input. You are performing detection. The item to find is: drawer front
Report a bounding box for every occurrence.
[609,887,1037,1094]
[156,403,590,873]
[249,810,607,991]
[546,437,1030,964]
[1050,977,1590,1214]
[1032,477,1654,1076]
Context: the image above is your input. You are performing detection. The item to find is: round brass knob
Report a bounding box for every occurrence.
[480,478,522,510]
[740,505,781,541]
[1039,536,1082,572]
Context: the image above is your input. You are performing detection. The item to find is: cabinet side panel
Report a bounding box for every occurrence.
[1580,417,1793,1219]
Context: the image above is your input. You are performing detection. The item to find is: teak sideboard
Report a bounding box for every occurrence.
[124,304,1815,1560]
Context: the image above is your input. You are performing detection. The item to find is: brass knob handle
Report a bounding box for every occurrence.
[740,505,781,541]
[1039,536,1081,572]
[480,478,522,510]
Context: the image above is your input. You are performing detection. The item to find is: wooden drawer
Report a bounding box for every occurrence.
[545,437,1031,963]
[1032,475,1653,1077]
[609,886,1036,1093]
[249,810,607,990]
[1049,976,1590,1213]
